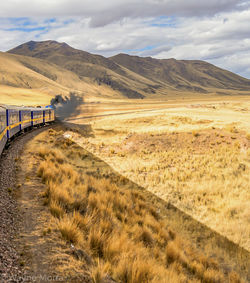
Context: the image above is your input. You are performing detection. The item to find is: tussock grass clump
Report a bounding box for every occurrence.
[137,227,154,247]
[166,241,180,266]
[38,146,64,164]
[35,130,240,282]
[114,256,154,283]
[58,215,83,244]
[49,199,64,218]
[90,260,109,283]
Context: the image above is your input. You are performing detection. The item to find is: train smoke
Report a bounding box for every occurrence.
[50,92,84,120]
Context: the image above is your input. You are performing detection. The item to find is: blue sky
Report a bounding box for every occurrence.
[0,0,250,78]
[3,17,57,33]
[147,16,177,28]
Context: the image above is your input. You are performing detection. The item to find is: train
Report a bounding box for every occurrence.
[0,105,55,155]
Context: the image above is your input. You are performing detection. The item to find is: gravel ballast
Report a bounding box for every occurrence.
[0,127,51,282]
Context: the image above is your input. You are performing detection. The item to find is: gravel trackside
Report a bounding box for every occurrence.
[0,127,51,282]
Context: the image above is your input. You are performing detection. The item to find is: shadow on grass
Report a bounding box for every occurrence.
[57,122,250,280]
[61,122,95,138]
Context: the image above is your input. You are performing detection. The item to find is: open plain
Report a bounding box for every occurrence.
[65,95,250,252]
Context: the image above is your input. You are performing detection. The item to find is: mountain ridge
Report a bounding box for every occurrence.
[6,40,250,99]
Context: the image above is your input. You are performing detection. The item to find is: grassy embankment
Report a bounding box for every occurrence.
[32,128,243,282]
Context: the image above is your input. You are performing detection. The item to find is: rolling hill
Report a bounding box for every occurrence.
[110,53,250,91]
[3,40,250,104]
[0,51,120,105]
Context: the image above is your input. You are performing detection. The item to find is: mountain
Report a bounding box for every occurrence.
[6,40,250,100]
[8,41,152,99]
[0,51,119,106]
[110,54,250,92]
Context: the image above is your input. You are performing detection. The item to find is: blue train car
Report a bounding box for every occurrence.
[0,104,55,156]
[31,108,44,126]
[6,107,20,139]
[20,108,32,130]
[44,109,55,123]
[0,106,7,155]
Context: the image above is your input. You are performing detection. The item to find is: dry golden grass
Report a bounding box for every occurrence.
[58,215,83,244]
[66,98,250,252]
[33,128,244,282]
[90,260,109,283]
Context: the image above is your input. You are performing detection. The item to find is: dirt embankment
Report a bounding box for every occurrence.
[0,127,53,282]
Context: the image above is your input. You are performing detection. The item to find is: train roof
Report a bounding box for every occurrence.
[0,104,31,110]
[0,105,52,111]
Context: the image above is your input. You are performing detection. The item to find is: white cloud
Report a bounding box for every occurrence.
[0,1,250,78]
[0,0,248,25]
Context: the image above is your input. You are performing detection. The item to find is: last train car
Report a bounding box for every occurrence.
[0,106,7,155]
[44,108,55,123]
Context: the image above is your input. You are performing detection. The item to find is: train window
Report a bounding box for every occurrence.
[34,111,42,118]
[10,113,19,124]
[22,112,30,121]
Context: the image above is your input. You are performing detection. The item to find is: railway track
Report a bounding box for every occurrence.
[0,125,54,282]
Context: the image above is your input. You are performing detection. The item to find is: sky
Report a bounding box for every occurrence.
[0,0,250,78]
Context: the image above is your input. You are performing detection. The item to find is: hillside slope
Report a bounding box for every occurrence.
[8,40,250,99]
[0,51,119,105]
[110,53,250,92]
